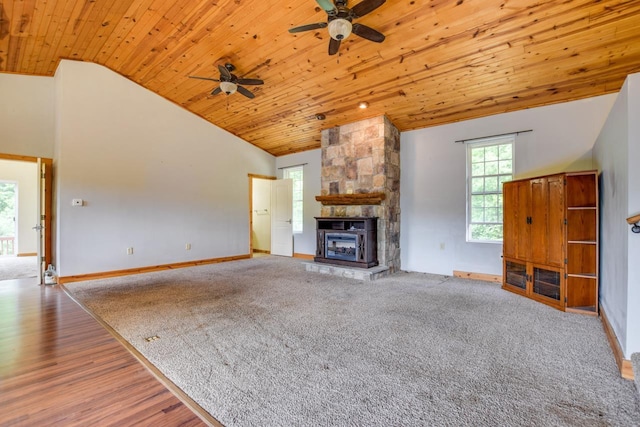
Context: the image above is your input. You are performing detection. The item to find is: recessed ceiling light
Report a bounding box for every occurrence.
[359,101,369,109]
[315,113,326,120]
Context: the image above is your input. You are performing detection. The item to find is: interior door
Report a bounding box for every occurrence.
[271,179,293,257]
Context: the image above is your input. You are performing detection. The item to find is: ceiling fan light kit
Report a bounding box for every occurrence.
[328,19,352,40]
[219,81,238,95]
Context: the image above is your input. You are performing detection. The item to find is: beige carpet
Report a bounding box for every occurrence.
[65,256,640,426]
[0,256,38,281]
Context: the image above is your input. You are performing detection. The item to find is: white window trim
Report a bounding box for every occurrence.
[465,134,515,244]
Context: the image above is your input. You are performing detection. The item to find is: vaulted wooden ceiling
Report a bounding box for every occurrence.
[1,0,639,156]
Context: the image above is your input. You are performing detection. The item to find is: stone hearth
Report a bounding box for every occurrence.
[304,262,390,281]
[319,115,400,272]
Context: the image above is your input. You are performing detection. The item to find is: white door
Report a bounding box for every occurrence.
[271,179,293,257]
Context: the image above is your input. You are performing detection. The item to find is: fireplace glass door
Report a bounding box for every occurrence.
[325,233,358,262]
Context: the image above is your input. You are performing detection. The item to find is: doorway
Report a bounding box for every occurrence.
[0,155,52,283]
[248,174,276,257]
[0,181,17,256]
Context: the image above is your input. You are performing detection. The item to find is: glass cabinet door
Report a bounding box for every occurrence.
[505,260,527,291]
[532,266,561,301]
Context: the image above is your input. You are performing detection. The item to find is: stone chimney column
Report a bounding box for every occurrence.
[319,116,400,272]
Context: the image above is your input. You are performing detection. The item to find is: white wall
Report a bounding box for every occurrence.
[0,160,38,254]
[401,94,616,275]
[252,178,271,251]
[53,60,275,276]
[593,72,640,359]
[628,75,640,359]
[0,74,55,158]
[275,149,322,255]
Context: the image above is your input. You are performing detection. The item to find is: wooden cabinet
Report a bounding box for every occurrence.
[502,171,598,315]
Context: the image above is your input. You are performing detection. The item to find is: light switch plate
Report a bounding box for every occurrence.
[72,199,83,206]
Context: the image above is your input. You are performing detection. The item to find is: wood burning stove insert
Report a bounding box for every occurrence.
[325,233,358,261]
[315,217,378,268]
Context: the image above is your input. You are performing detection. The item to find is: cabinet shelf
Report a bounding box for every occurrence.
[535,280,560,289]
[534,281,561,300]
[566,306,598,316]
[567,273,597,279]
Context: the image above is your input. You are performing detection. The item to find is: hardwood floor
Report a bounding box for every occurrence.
[0,279,212,426]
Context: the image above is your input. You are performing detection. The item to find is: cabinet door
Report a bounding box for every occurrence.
[502,182,517,259]
[504,258,527,293]
[514,181,530,260]
[546,175,565,266]
[503,180,530,260]
[532,264,563,305]
[529,175,565,266]
[529,178,548,264]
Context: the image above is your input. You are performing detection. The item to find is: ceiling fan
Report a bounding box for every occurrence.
[189,64,263,99]
[289,0,386,55]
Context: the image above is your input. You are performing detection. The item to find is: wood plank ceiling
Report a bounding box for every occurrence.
[1,0,639,156]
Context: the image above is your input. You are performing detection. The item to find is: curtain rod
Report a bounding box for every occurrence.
[278,162,308,170]
[454,129,533,144]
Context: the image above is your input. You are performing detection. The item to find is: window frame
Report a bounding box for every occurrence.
[282,165,304,234]
[465,134,515,244]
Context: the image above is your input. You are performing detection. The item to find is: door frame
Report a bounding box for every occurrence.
[0,153,53,278]
[248,173,276,257]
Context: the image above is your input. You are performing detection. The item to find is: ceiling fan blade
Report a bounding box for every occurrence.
[351,0,386,18]
[328,37,341,55]
[189,76,220,82]
[315,0,337,13]
[289,22,328,33]
[352,23,385,42]
[237,85,255,99]
[211,87,222,95]
[236,78,264,85]
[218,64,232,80]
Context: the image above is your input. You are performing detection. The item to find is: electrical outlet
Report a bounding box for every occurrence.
[185,243,191,250]
[72,199,83,207]
[127,247,133,255]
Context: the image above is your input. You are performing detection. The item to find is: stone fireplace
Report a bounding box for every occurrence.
[316,115,400,272]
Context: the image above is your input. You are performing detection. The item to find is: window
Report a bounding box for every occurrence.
[283,166,303,233]
[466,135,514,242]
